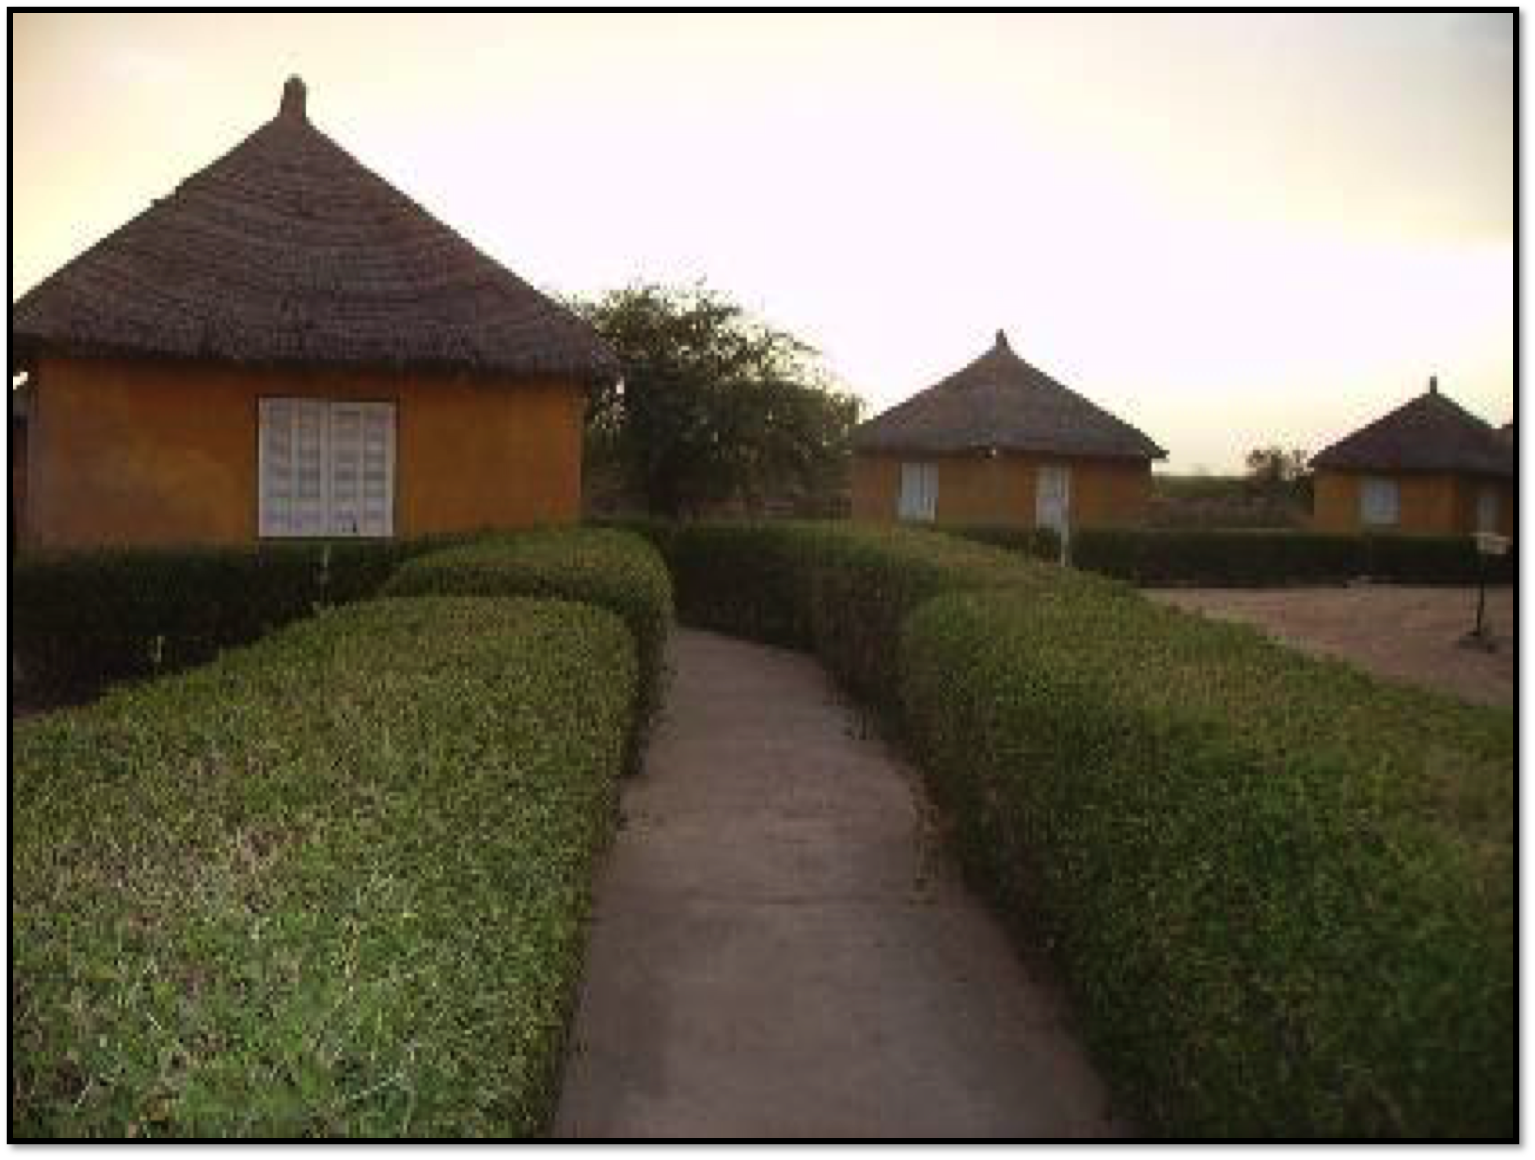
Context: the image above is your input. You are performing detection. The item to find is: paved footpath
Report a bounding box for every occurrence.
[554,629,1126,1140]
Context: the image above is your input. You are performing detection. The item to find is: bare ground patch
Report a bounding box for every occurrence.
[1147,585,1514,708]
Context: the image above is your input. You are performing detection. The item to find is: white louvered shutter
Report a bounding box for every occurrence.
[898,462,937,522]
[1360,477,1399,527]
[327,403,364,536]
[258,398,296,537]
[358,403,395,538]
[291,399,329,536]
[1477,487,1499,534]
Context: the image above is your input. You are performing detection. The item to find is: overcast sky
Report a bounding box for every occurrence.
[12,12,1514,471]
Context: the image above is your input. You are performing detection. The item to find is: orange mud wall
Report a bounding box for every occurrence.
[851,452,1152,528]
[1313,469,1514,537]
[22,353,585,548]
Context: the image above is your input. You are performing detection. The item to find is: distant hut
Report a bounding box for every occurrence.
[10,78,616,548]
[850,330,1165,534]
[1310,377,1515,537]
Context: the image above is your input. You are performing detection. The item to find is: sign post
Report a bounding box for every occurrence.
[1460,532,1509,652]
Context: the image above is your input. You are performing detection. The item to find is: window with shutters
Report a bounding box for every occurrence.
[897,462,938,522]
[1359,477,1399,527]
[259,398,396,538]
[1476,487,1499,534]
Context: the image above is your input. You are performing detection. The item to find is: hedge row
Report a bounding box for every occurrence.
[586,515,680,563]
[382,528,675,743]
[11,537,467,709]
[12,596,637,1138]
[900,588,1514,1137]
[939,523,1063,563]
[661,521,1094,714]
[1069,528,1514,587]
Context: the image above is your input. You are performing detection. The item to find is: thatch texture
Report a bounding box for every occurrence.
[853,331,1165,460]
[1311,382,1513,478]
[12,78,617,383]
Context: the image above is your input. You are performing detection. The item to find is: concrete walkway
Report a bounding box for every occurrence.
[554,629,1125,1140]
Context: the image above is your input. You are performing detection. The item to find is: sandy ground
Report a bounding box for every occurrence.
[1147,585,1515,709]
[555,628,1125,1140]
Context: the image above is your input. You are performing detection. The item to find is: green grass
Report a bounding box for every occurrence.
[12,596,636,1138]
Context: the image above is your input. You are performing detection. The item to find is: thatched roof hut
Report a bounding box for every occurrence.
[1310,377,1515,537]
[851,331,1164,531]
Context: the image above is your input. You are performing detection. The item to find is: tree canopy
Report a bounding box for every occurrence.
[573,283,862,518]
[1244,446,1309,485]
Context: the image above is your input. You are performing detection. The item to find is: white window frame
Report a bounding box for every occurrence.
[897,462,938,522]
[1359,476,1399,527]
[259,397,396,539]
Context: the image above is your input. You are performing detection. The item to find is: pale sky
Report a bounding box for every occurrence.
[11,12,1515,471]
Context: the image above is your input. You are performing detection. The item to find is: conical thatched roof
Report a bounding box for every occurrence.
[852,331,1165,460]
[1310,380,1513,478]
[12,78,617,383]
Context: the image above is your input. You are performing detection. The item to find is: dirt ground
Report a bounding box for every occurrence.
[1148,585,1515,709]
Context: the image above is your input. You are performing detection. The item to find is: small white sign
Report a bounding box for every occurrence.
[1473,532,1510,557]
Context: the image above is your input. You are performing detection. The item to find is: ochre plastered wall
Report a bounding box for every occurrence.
[1312,469,1514,536]
[23,353,585,548]
[851,451,1152,529]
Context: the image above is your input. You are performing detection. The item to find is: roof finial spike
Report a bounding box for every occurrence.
[1429,373,1438,395]
[995,329,1010,351]
[280,76,307,122]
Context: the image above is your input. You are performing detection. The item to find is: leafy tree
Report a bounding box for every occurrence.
[573,283,862,517]
[1244,446,1309,485]
[1244,445,1312,508]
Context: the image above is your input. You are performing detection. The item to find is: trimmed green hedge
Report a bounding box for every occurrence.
[586,515,680,563]
[663,521,1086,713]
[900,586,1515,1138]
[12,596,636,1138]
[382,529,674,739]
[11,538,463,709]
[1071,528,1514,588]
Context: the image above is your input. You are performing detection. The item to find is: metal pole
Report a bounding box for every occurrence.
[1475,546,1487,640]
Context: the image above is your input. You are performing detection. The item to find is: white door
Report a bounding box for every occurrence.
[1476,487,1499,534]
[1036,464,1071,535]
[898,462,938,522]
